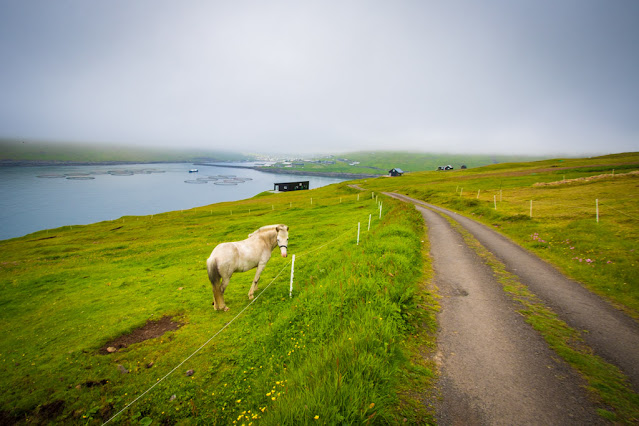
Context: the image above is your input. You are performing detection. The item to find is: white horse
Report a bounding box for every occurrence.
[206,224,289,311]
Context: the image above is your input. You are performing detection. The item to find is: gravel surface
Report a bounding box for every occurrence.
[387,193,620,424]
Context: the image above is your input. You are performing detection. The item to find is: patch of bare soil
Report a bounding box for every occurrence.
[99,316,182,354]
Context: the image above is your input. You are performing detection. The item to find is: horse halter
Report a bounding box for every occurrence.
[277,238,288,249]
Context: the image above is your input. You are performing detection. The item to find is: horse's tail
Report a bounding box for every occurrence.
[207,256,221,287]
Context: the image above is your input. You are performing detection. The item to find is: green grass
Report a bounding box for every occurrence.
[0,183,437,424]
[3,151,637,424]
[362,152,639,319]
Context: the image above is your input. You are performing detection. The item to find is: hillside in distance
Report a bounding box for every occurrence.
[1,140,556,173]
[0,139,250,164]
[263,151,555,175]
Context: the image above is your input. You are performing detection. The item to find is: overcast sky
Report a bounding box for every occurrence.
[1,0,637,155]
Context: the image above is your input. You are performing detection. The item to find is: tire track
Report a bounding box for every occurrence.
[387,193,639,393]
[388,193,605,424]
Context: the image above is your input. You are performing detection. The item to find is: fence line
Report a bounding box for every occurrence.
[103,261,290,425]
[455,189,637,222]
[102,209,378,424]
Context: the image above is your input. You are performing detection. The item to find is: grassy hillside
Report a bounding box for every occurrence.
[0,184,437,424]
[263,151,552,175]
[3,151,637,424]
[0,140,249,163]
[363,152,639,319]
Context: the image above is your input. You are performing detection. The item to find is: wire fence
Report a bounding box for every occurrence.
[102,196,384,424]
[453,186,638,223]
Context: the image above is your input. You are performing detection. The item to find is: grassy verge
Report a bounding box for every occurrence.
[444,214,639,423]
[362,152,639,319]
[0,183,436,424]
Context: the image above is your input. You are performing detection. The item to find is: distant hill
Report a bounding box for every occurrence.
[0,139,251,164]
[264,151,555,175]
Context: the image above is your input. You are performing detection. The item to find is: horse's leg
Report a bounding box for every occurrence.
[248,262,267,299]
[214,275,230,311]
[208,261,229,311]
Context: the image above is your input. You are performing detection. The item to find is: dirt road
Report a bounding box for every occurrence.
[386,193,639,424]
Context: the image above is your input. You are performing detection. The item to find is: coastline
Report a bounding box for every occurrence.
[193,162,381,179]
[2,159,383,179]
[0,159,192,167]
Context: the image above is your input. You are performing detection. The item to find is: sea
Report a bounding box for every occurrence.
[0,162,346,240]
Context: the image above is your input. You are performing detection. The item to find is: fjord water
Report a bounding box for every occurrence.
[0,163,345,240]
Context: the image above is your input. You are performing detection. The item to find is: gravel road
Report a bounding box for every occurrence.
[385,193,639,424]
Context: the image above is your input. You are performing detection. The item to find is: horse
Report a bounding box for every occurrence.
[206,224,289,311]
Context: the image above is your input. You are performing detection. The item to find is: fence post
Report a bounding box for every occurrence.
[357,222,361,245]
[379,202,383,219]
[494,195,497,210]
[368,214,371,231]
[477,189,480,199]
[289,254,296,298]
[596,199,599,223]
[460,188,463,197]
[530,200,533,217]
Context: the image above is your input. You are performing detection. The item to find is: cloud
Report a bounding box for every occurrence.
[0,0,637,155]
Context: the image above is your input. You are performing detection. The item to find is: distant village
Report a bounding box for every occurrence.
[253,154,467,175]
[254,154,361,169]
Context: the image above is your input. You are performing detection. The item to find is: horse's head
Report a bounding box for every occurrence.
[276,224,289,258]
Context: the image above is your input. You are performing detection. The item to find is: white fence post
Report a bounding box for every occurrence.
[379,202,382,219]
[368,214,371,231]
[289,254,296,298]
[477,189,480,199]
[357,222,361,245]
[494,195,497,210]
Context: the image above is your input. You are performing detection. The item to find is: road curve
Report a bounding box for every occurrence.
[386,192,639,394]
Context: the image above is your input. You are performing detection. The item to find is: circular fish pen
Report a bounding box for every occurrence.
[66,176,95,180]
[37,174,66,178]
[108,170,135,176]
[184,179,207,184]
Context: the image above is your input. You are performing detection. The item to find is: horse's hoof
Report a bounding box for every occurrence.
[224,306,230,312]
[248,295,254,300]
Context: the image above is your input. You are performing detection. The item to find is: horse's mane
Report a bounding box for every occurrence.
[248,225,279,238]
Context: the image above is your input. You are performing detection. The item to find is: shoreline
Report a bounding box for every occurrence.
[0,159,192,167]
[1,159,383,179]
[194,162,381,179]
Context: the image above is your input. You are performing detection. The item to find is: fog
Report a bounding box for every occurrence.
[1,0,637,155]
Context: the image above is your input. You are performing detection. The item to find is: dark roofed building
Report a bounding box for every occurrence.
[389,168,404,177]
[274,181,309,192]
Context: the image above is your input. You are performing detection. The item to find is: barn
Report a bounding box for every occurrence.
[274,181,310,192]
[389,168,404,177]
